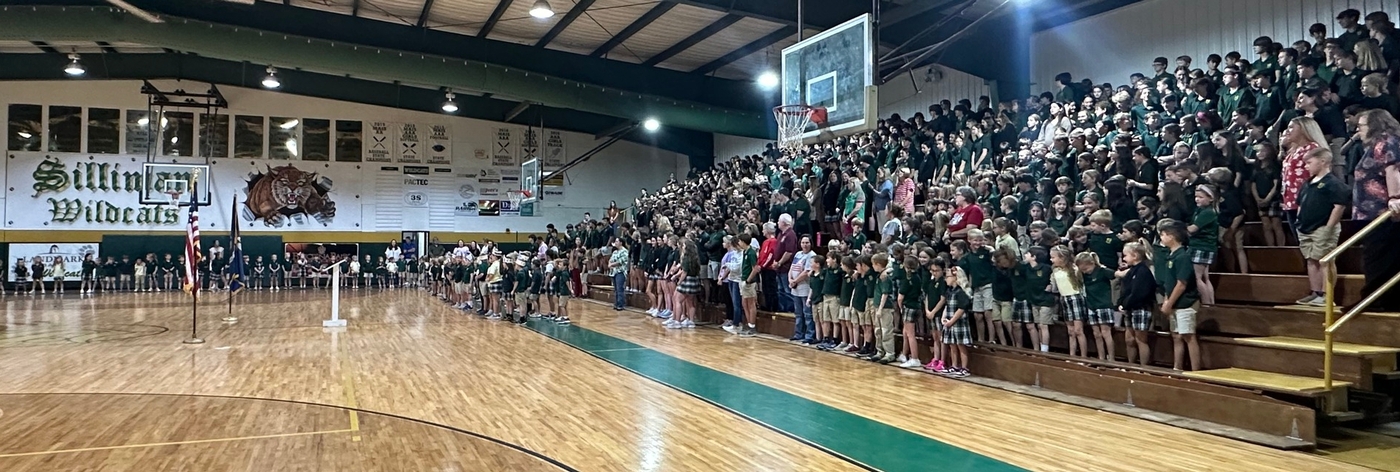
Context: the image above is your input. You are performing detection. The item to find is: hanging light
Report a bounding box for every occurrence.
[441,90,459,113]
[529,0,555,19]
[757,71,779,89]
[642,118,660,131]
[262,66,281,89]
[64,52,85,76]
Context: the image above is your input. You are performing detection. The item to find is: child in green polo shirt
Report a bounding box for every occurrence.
[869,253,898,364]
[817,255,844,349]
[921,250,948,371]
[806,255,827,346]
[834,256,858,352]
[1159,221,1202,371]
[1020,246,1055,352]
[1188,185,1220,306]
[1077,252,1116,362]
[850,255,874,356]
[896,255,925,368]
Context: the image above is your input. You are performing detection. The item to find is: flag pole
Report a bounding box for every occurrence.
[224,194,239,323]
[184,173,205,344]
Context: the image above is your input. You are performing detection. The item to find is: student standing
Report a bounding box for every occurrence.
[940,267,973,377]
[1159,222,1203,371]
[1050,246,1088,357]
[1187,186,1221,306]
[1294,148,1350,305]
[1117,243,1157,366]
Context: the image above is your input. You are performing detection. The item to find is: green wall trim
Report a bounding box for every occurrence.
[527,321,1024,472]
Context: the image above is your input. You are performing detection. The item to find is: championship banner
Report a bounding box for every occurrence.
[397,123,422,163]
[520,128,540,164]
[6,243,95,281]
[492,127,516,167]
[544,130,566,167]
[364,121,392,162]
[426,124,451,165]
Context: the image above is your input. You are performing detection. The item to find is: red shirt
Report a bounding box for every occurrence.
[1281,142,1316,211]
[948,204,985,236]
[758,237,778,270]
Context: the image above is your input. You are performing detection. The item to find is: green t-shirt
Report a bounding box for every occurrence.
[958,248,995,288]
[1017,262,1054,306]
[850,271,872,311]
[900,268,924,309]
[514,270,530,293]
[843,188,865,221]
[1159,246,1200,309]
[1081,267,1114,309]
[874,270,895,309]
[821,267,842,297]
[992,266,1014,302]
[1086,230,1123,268]
[740,247,758,282]
[1189,207,1219,252]
[838,271,856,306]
[923,273,946,311]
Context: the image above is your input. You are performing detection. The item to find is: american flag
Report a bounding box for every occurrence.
[182,193,202,294]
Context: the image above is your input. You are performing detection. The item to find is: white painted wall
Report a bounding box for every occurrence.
[713,133,771,161]
[1,80,685,233]
[1031,0,1400,94]
[878,64,992,120]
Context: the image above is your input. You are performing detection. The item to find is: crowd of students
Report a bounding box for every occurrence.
[421,240,578,325]
[493,7,1400,375]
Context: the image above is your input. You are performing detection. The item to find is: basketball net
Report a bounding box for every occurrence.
[773,105,828,156]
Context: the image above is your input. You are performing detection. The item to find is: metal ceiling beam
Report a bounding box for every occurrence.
[536,0,595,48]
[351,0,361,17]
[95,40,120,54]
[415,0,435,28]
[690,25,794,76]
[30,40,59,54]
[590,2,673,57]
[478,0,514,37]
[0,7,767,138]
[642,13,741,67]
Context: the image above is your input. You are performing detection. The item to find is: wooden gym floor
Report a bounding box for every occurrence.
[0,289,1377,471]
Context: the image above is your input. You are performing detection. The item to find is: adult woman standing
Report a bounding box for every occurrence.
[1352,110,1400,312]
[947,186,984,240]
[1280,117,1329,232]
[893,168,916,216]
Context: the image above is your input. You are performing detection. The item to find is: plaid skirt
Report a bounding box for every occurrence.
[489,281,505,294]
[901,307,921,323]
[1125,308,1154,331]
[678,276,702,295]
[1190,248,1216,265]
[1260,198,1282,217]
[1060,294,1087,322]
[1086,308,1115,325]
[941,308,973,345]
[1011,300,1033,324]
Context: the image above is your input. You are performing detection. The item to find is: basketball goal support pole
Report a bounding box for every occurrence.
[540,124,634,183]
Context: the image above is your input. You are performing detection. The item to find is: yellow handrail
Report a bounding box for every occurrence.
[1323,211,1396,393]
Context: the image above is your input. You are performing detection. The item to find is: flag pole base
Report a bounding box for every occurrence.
[183,337,205,344]
[322,319,347,328]
[222,317,238,322]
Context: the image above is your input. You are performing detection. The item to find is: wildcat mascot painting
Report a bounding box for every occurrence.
[242,165,336,227]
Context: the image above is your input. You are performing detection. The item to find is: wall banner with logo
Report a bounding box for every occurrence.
[520,128,540,164]
[426,124,451,165]
[8,243,98,281]
[397,123,422,163]
[492,127,516,167]
[544,129,566,168]
[365,121,393,162]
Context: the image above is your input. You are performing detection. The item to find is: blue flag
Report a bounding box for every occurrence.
[227,196,246,293]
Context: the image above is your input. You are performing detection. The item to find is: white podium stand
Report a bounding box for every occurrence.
[323,262,347,328]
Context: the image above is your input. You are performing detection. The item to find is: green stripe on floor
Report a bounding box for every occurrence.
[527,321,1022,472]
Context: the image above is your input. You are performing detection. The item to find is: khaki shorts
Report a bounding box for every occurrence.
[839,306,853,321]
[514,292,527,306]
[857,305,875,325]
[1033,305,1057,325]
[992,301,1013,323]
[970,285,993,312]
[1299,225,1340,260]
[821,297,839,323]
[1171,304,1200,334]
[453,282,465,293]
[740,281,757,299]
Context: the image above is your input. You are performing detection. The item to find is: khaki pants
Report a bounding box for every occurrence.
[876,307,896,356]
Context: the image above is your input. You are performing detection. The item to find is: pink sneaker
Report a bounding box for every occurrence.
[923,359,941,371]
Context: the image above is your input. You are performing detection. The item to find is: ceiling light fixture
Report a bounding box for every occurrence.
[642,118,660,131]
[279,119,300,129]
[262,66,281,89]
[529,0,555,19]
[757,71,779,89]
[64,52,85,76]
[441,90,459,113]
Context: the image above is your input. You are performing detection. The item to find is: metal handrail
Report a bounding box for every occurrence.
[1323,211,1396,392]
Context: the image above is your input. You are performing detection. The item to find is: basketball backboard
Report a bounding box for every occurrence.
[780,14,878,144]
[520,158,541,203]
[141,162,213,206]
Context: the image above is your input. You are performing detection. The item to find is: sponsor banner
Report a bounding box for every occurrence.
[543,130,566,168]
[477,199,500,216]
[6,153,362,231]
[542,187,565,200]
[519,128,540,163]
[365,121,392,162]
[499,198,521,216]
[8,243,97,282]
[520,201,535,217]
[492,127,516,167]
[397,123,422,163]
[453,200,479,217]
[500,168,521,183]
[426,124,451,165]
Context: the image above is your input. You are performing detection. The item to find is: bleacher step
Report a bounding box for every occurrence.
[1232,336,1399,374]
[1181,368,1350,396]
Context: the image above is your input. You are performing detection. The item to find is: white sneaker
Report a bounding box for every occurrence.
[898,359,922,368]
[662,319,677,327]
[722,324,739,334]
[1296,294,1319,305]
[835,342,848,350]
[897,355,908,363]
[647,308,658,315]
[682,320,696,329]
